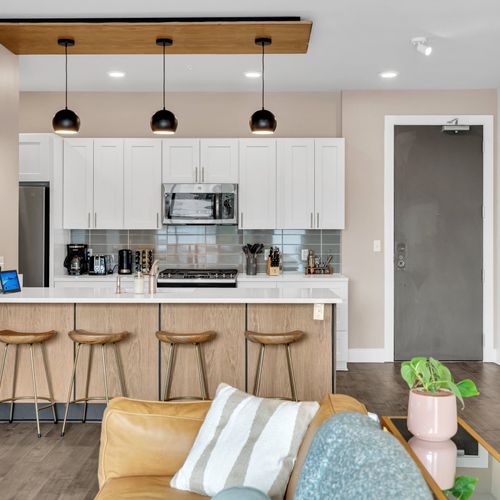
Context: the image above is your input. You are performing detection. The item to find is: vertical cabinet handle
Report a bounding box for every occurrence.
[202,167,205,182]
[156,212,159,228]
[240,212,244,227]
[316,212,320,228]
[88,212,91,228]
[94,213,97,228]
[194,167,197,182]
[310,212,313,228]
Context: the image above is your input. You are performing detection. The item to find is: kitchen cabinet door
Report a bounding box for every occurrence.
[124,139,162,229]
[19,134,51,182]
[63,139,94,229]
[238,140,277,229]
[162,139,200,183]
[93,139,124,229]
[200,139,239,183]
[314,139,345,229]
[277,139,315,229]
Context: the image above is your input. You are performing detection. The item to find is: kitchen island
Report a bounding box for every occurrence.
[0,287,340,418]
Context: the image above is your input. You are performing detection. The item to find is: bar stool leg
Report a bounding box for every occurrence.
[113,343,127,397]
[0,343,8,393]
[253,344,266,397]
[100,345,109,404]
[195,343,209,400]
[163,343,176,401]
[61,342,81,437]
[28,344,41,438]
[9,345,18,423]
[285,344,298,402]
[40,343,58,424]
[82,344,93,423]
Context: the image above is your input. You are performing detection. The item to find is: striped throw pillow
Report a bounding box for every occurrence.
[170,383,319,499]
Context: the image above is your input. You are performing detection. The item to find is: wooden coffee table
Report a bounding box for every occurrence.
[382,416,500,499]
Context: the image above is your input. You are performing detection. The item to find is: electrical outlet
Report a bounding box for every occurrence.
[313,303,324,321]
[301,249,309,261]
[373,240,382,252]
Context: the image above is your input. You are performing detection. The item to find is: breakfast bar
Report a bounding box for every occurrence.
[0,287,340,420]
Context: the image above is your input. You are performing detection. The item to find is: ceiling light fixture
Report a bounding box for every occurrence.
[379,71,399,79]
[245,71,261,78]
[151,38,178,135]
[250,38,276,135]
[108,71,126,78]
[411,37,432,56]
[52,38,80,135]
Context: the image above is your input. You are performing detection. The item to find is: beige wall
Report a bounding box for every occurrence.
[19,91,341,138]
[0,46,19,270]
[342,90,497,351]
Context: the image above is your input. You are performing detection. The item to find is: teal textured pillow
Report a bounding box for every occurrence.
[295,412,432,500]
[212,486,271,500]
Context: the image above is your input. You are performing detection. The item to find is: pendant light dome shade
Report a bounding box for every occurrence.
[53,39,80,135]
[250,37,276,135]
[151,38,177,135]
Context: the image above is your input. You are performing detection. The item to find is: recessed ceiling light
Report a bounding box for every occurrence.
[245,71,261,78]
[108,71,126,78]
[379,71,399,79]
[411,37,433,56]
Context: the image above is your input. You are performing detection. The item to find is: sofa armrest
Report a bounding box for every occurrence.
[98,397,211,487]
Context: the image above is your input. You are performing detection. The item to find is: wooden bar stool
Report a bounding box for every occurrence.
[245,330,304,401]
[156,330,216,401]
[61,329,129,436]
[0,330,57,437]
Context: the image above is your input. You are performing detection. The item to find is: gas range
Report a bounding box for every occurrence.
[157,268,238,288]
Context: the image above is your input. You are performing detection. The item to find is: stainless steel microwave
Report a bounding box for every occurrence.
[162,183,238,225]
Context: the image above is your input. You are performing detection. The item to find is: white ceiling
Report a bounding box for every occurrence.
[5,0,500,91]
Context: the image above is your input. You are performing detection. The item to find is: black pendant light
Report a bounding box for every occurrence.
[250,37,277,135]
[151,38,178,135]
[52,39,80,135]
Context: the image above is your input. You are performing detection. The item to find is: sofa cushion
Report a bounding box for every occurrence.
[295,412,432,500]
[171,383,319,499]
[95,476,207,500]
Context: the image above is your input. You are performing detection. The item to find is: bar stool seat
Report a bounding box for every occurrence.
[156,330,216,401]
[69,329,128,345]
[0,329,57,437]
[61,329,129,436]
[246,330,303,346]
[0,330,56,345]
[245,330,305,402]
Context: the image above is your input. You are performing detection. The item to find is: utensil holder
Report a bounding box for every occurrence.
[246,255,258,275]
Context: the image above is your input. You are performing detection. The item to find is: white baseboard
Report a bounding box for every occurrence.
[348,348,388,363]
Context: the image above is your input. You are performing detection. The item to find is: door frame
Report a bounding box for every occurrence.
[384,115,495,362]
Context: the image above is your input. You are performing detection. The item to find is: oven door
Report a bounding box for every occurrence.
[162,183,237,225]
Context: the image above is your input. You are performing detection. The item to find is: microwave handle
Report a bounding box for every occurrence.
[214,193,221,219]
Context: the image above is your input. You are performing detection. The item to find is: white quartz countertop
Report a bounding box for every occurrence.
[0,287,342,304]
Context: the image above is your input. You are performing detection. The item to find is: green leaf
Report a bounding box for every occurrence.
[437,363,452,383]
[444,475,478,500]
[410,357,427,369]
[444,381,465,409]
[415,358,432,390]
[456,379,479,399]
[401,362,417,389]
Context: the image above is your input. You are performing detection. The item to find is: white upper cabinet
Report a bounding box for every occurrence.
[314,139,345,229]
[19,134,51,182]
[63,139,94,229]
[124,139,162,229]
[93,139,124,229]
[162,139,199,183]
[239,140,276,229]
[200,139,239,183]
[277,139,316,229]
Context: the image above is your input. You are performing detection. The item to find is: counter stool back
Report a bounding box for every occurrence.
[61,329,129,436]
[156,330,216,401]
[0,329,57,437]
[245,330,304,401]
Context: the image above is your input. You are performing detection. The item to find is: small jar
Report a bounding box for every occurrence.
[134,272,144,294]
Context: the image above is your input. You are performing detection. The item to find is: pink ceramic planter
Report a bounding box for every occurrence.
[407,389,457,442]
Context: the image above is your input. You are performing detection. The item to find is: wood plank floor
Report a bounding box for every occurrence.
[0,362,498,499]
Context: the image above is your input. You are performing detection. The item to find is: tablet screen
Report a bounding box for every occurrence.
[0,270,21,293]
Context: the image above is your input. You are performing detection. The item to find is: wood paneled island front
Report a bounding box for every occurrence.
[0,287,340,419]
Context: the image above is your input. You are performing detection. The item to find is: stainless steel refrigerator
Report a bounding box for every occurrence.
[18,183,50,287]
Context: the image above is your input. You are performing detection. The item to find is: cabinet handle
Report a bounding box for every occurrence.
[310,212,313,228]
[195,167,198,183]
[94,212,97,228]
[316,212,320,228]
[202,167,205,182]
[156,212,159,227]
[88,212,91,228]
[240,212,244,227]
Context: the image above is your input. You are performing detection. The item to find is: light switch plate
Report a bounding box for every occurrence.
[313,303,324,321]
[301,249,309,261]
[373,240,382,252]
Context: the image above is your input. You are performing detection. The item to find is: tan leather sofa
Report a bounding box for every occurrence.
[95,394,367,499]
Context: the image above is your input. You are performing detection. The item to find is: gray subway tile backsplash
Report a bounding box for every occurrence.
[71,226,342,273]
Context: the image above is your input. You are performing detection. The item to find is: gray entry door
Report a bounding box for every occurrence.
[394,125,483,361]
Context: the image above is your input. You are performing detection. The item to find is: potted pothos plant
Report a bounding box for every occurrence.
[401,357,479,441]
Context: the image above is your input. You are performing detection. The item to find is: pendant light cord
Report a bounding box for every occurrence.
[261,42,265,110]
[162,42,166,110]
[64,43,68,109]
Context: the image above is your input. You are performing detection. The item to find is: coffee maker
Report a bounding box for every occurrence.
[64,244,88,275]
[118,249,133,275]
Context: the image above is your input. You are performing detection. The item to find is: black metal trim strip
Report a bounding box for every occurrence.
[158,305,162,401]
[1,402,106,422]
[332,304,336,393]
[244,304,248,392]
